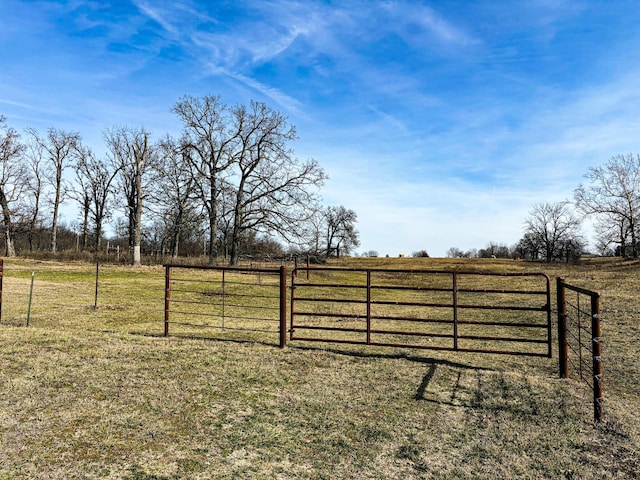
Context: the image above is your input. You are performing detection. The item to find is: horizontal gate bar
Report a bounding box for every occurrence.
[290,267,552,357]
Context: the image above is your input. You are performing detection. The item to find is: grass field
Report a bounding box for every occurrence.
[0,256,638,479]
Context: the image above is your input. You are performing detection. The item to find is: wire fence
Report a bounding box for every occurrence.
[0,259,167,336]
[557,276,640,432]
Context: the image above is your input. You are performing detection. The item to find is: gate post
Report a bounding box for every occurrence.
[452,272,459,350]
[366,270,372,345]
[557,277,568,378]
[279,266,287,348]
[164,264,171,337]
[591,292,603,422]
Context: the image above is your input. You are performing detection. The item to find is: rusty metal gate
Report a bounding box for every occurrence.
[290,267,552,357]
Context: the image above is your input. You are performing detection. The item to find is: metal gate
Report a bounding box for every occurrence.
[290,267,552,357]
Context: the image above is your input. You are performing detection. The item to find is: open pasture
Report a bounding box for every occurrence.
[0,257,638,479]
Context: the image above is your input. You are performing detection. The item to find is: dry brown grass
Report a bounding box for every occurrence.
[0,256,638,479]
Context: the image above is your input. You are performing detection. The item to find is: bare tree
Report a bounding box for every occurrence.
[74,145,120,251]
[299,207,324,257]
[23,134,46,251]
[513,233,541,260]
[151,136,201,257]
[27,127,80,253]
[478,242,511,258]
[324,205,360,258]
[226,101,326,265]
[574,154,640,258]
[71,160,92,251]
[523,201,582,262]
[0,116,26,256]
[172,95,238,263]
[105,125,153,266]
[446,247,472,258]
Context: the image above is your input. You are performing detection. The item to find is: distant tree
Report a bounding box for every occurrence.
[73,144,120,251]
[478,242,511,258]
[226,101,326,265]
[151,136,201,258]
[173,96,326,265]
[299,208,324,257]
[411,250,430,258]
[0,116,26,256]
[23,134,46,251]
[574,154,640,258]
[591,213,625,256]
[105,125,154,266]
[557,237,585,263]
[26,127,80,253]
[324,205,359,258]
[523,201,582,262]
[513,233,541,260]
[172,95,238,263]
[70,153,92,251]
[446,247,472,258]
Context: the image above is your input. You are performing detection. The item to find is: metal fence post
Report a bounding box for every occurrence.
[366,270,371,345]
[557,277,568,379]
[26,272,34,326]
[94,259,100,309]
[545,274,552,358]
[279,265,287,348]
[164,265,171,337]
[290,269,296,341]
[452,272,459,350]
[592,292,603,423]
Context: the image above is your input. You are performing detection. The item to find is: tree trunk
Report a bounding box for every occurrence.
[172,233,179,258]
[82,197,90,251]
[50,160,64,253]
[630,219,638,258]
[51,187,60,253]
[95,217,103,252]
[132,168,142,266]
[0,189,15,257]
[229,219,241,266]
[208,205,217,264]
[208,172,221,265]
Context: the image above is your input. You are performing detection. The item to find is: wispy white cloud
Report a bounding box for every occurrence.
[220,70,304,114]
[381,2,478,49]
[134,1,180,37]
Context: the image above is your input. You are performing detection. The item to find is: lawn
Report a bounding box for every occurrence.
[0,257,638,479]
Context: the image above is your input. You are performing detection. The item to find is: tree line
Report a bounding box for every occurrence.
[0,96,360,265]
[445,153,640,261]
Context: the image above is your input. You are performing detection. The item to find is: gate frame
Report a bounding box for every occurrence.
[290,267,553,357]
[163,264,288,348]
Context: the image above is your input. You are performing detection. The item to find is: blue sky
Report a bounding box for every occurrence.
[2,1,640,256]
